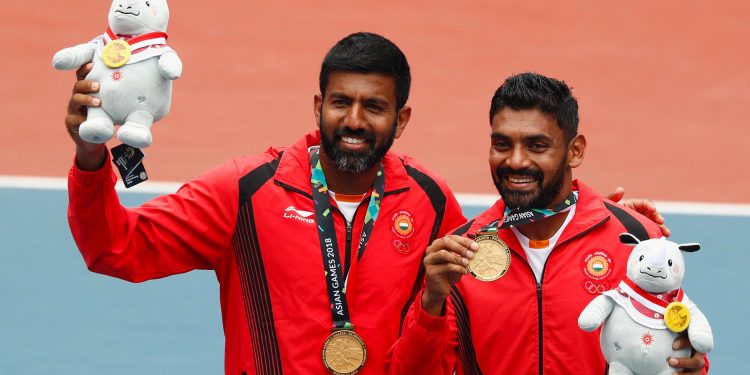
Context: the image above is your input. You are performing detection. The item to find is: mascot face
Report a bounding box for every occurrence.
[108,0,170,35]
[625,237,686,293]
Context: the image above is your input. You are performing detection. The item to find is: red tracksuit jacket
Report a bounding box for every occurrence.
[68,130,465,374]
[387,181,708,375]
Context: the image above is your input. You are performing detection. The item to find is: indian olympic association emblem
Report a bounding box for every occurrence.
[111,70,123,81]
[390,210,415,239]
[580,249,614,295]
[581,249,613,280]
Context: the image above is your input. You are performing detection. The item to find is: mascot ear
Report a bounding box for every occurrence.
[619,233,641,246]
[678,243,701,252]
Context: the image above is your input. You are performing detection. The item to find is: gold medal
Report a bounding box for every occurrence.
[322,330,367,375]
[102,39,131,68]
[468,234,511,282]
[664,301,691,332]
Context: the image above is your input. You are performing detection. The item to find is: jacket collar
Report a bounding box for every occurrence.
[273,130,411,195]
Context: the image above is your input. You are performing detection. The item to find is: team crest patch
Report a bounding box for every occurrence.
[581,249,613,280]
[390,210,415,239]
[581,249,614,295]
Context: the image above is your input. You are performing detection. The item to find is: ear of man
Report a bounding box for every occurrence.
[394,106,411,139]
[567,134,586,168]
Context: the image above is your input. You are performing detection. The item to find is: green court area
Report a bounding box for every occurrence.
[2,187,746,374]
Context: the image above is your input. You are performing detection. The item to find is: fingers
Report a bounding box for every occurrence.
[65,80,100,144]
[669,335,705,374]
[672,335,690,350]
[68,69,101,114]
[72,79,100,95]
[425,248,470,268]
[607,186,625,203]
[426,235,478,259]
[75,63,94,81]
[668,351,705,374]
[422,235,477,307]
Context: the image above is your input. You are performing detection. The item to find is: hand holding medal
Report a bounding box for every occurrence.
[421,235,478,317]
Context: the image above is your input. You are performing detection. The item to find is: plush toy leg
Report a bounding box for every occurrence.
[117,111,154,148]
[607,362,636,375]
[79,107,115,144]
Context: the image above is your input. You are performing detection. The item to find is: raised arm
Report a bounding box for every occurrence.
[64,66,239,282]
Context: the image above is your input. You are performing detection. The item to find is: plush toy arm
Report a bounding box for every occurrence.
[52,42,96,70]
[157,51,182,80]
[578,295,615,331]
[687,306,714,354]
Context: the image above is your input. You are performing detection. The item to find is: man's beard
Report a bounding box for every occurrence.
[319,114,398,174]
[494,157,567,210]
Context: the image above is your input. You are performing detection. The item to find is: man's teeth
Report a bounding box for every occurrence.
[507,176,535,183]
[342,137,364,145]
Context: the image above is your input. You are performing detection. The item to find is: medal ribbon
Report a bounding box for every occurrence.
[619,278,684,314]
[310,147,385,329]
[103,27,168,50]
[477,191,578,234]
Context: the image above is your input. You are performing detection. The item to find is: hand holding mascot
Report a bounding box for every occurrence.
[578,234,713,374]
[53,0,181,149]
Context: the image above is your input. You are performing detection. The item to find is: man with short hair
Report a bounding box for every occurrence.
[66,32,466,374]
[386,72,707,374]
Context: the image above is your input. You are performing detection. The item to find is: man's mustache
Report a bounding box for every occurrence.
[334,127,376,146]
[495,166,543,181]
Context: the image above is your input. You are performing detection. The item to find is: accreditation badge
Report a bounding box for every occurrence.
[468,234,511,282]
[102,39,131,68]
[664,301,691,332]
[322,330,367,375]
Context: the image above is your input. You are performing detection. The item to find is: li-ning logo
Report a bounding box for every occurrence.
[283,206,314,224]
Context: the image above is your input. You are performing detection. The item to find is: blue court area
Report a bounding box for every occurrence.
[1,187,746,374]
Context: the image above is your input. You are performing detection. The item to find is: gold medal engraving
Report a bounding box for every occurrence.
[468,234,511,282]
[664,301,690,332]
[322,330,367,375]
[102,39,131,68]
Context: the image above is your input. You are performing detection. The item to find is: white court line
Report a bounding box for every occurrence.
[2,175,750,217]
[0,175,182,194]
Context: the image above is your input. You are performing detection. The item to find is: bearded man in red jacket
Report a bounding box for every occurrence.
[387,72,707,375]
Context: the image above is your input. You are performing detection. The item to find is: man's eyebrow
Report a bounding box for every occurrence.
[525,135,553,143]
[490,133,554,142]
[364,97,389,107]
[490,132,508,139]
[327,92,351,100]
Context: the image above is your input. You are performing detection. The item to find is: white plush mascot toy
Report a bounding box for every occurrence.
[578,234,713,374]
[52,0,181,148]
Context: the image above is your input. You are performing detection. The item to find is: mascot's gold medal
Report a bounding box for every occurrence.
[468,234,511,282]
[102,39,131,68]
[664,301,690,332]
[322,330,367,375]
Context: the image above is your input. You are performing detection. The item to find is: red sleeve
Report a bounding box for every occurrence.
[703,354,710,374]
[385,290,458,375]
[67,154,240,282]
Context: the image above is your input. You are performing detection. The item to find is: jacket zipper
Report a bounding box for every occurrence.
[533,215,610,375]
[273,179,313,198]
[536,281,544,375]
